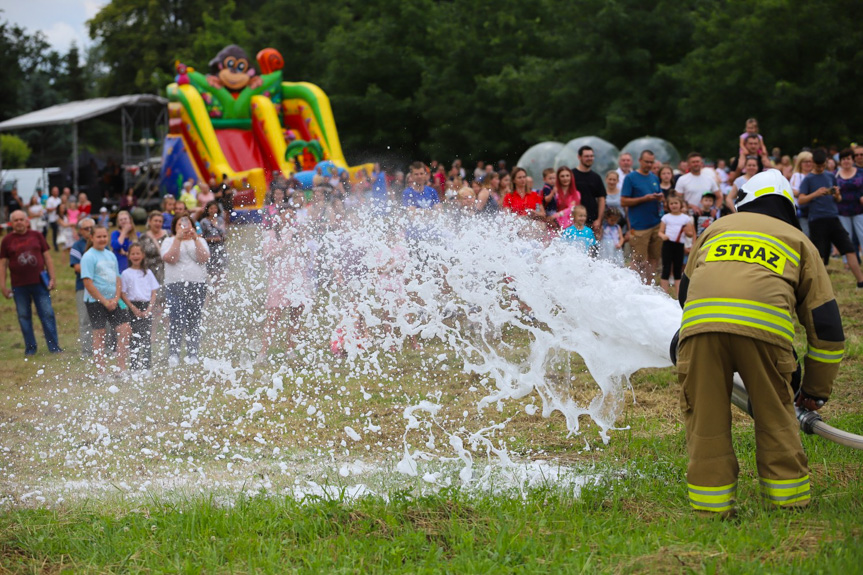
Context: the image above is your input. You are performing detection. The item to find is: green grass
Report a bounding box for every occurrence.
[1,242,862,573]
[1,430,861,573]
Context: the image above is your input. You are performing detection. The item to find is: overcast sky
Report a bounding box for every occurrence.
[1,0,107,51]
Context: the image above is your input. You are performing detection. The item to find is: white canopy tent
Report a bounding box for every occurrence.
[0,95,167,197]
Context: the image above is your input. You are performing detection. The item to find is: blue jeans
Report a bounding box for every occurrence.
[165,282,207,358]
[12,283,61,354]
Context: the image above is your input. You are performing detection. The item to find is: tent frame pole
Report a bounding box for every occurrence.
[72,122,78,194]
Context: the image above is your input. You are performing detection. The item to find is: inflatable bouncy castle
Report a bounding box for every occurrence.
[160,45,371,217]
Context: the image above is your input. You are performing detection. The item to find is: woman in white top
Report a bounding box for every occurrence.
[160,215,209,366]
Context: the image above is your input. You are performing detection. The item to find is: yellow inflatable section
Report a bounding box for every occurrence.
[173,83,268,207]
[251,95,296,178]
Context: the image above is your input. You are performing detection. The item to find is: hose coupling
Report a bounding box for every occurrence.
[797,408,823,435]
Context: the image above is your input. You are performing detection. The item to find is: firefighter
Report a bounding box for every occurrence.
[675,169,843,517]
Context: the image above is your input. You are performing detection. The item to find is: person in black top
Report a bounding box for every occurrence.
[3,187,23,222]
[728,135,771,180]
[572,146,607,235]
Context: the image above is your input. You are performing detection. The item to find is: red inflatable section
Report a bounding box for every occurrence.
[216,129,267,174]
[214,129,270,207]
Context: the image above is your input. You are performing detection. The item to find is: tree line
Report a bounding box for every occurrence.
[3,0,862,170]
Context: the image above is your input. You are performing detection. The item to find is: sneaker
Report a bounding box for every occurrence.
[857,281,863,289]
[50,348,65,354]
[168,355,180,368]
[185,355,199,365]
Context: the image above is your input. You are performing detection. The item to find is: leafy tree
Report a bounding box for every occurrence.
[0,17,57,120]
[87,0,211,95]
[668,0,863,158]
[79,0,863,166]
[187,0,253,68]
[58,44,88,102]
[0,134,33,168]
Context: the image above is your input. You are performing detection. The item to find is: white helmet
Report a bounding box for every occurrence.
[736,168,795,208]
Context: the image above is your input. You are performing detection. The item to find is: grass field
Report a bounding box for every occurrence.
[0,237,861,573]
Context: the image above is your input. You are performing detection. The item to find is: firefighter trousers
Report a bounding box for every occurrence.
[677,332,811,513]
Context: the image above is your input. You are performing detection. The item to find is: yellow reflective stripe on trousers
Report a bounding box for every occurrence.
[807,346,844,364]
[688,482,736,512]
[760,475,810,505]
[701,231,800,266]
[681,298,795,342]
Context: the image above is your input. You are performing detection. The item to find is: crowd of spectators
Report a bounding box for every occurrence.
[3,118,863,374]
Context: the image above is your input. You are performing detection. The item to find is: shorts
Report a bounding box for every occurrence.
[809,217,856,263]
[630,224,662,263]
[86,301,130,330]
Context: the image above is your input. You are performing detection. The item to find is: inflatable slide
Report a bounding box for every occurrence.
[160,45,371,216]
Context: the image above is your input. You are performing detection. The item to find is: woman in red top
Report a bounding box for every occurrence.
[502,167,546,218]
[432,164,447,200]
[78,193,92,214]
[554,166,581,228]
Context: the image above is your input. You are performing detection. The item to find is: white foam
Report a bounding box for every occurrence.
[2,205,682,504]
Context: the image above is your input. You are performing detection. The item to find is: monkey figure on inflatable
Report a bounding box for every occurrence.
[206,44,263,93]
[176,44,284,121]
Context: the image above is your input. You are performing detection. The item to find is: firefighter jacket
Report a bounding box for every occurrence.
[679,211,843,401]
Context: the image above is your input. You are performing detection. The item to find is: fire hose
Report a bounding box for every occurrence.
[669,331,863,450]
[731,374,863,450]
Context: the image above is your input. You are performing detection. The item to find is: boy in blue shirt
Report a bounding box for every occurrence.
[402,162,441,212]
[81,225,131,376]
[561,205,597,256]
[402,161,442,243]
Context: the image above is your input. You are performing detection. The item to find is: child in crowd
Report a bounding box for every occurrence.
[658,195,694,297]
[81,225,131,376]
[97,207,110,227]
[540,168,557,216]
[161,195,176,231]
[695,191,719,239]
[604,171,622,211]
[598,208,625,266]
[739,117,769,157]
[121,243,160,371]
[56,204,74,250]
[561,205,597,256]
[67,199,80,240]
